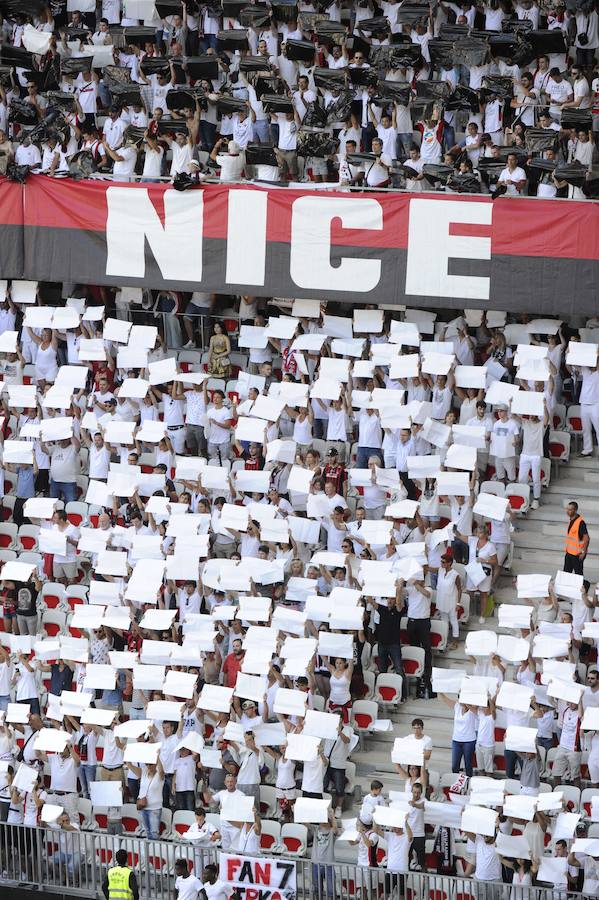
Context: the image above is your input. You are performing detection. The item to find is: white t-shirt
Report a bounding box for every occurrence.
[142,145,164,177]
[452,704,477,741]
[276,115,297,150]
[175,874,203,900]
[499,165,526,195]
[215,153,244,182]
[301,756,326,792]
[50,755,78,792]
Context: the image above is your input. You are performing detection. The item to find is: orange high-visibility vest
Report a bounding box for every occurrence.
[565,516,586,556]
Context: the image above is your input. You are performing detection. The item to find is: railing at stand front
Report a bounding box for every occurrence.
[0,823,583,900]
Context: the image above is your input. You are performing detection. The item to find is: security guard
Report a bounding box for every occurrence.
[565,501,590,576]
[102,848,139,900]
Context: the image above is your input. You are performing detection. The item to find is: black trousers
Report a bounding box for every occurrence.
[407,618,432,685]
[564,552,584,576]
[410,835,426,870]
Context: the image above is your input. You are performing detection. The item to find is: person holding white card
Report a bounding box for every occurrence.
[552,699,583,788]
[490,405,520,483]
[205,772,249,851]
[514,404,549,510]
[435,552,462,650]
[439,693,478,777]
[578,355,599,457]
[467,524,498,624]
[38,740,81,825]
[374,816,413,888]
[205,390,234,463]
[126,747,165,840]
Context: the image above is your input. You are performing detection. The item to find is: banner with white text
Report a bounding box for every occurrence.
[218,852,297,900]
[2,176,598,315]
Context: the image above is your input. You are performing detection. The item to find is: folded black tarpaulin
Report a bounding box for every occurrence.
[528,29,567,55]
[239,55,273,72]
[139,57,171,75]
[284,38,316,62]
[60,56,93,76]
[123,27,158,46]
[348,66,378,86]
[487,32,521,58]
[271,0,298,21]
[166,90,206,111]
[527,157,557,172]
[261,94,294,113]
[0,0,47,14]
[346,152,379,164]
[416,79,452,101]
[314,19,347,38]
[9,99,38,126]
[254,76,284,99]
[410,99,440,121]
[481,74,514,98]
[68,150,98,179]
[560,107,592,129]
[357,16,391,33]
[396,3,430,24]
[216,95,249,113]
[395,164,419,178]
[240,6,272,26]
[47,91,77,112]
[380,43,422,67]
[446,84,479,111]
[447,173,482,193]
[185,56,220,79]
[502,17,533,32]
[245,143,279,165]
[155,0,183,16]
[216,29,249,50]
[423,164,454,184]
[428,40,455,68]
[125,126,149,144]
[157,119,189,135]
[325,91,353,124]
[297,127,338,157]
[439,23,469,40]
[313,66,347,89]
[452,37,490,67]
[554,161,587,187]
[302,102,328,128]
[0,46,34,69]
[478,158,510,176]
[375,81,411,106]
[64,26,90,41]
[525,128,558,152]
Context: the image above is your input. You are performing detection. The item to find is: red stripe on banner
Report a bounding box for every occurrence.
[490,197,599,260]
[0,179,24,225]
[13,175,599,261]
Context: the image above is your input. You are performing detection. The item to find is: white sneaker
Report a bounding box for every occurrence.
[478,616,486,624]
[531,499,539,509]
[335,807,342,818]
[183,340,196,349]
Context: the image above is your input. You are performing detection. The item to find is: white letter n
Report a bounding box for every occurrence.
[106,187,203,282]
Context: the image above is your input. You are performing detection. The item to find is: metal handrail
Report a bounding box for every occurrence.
[0,822,585,900]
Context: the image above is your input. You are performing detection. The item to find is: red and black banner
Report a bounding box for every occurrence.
[2,175,599,314]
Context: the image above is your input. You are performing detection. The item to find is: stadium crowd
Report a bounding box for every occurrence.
[0,0,597,194]
[0,282,597,899]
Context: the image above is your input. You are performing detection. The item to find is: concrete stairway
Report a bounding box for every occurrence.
[344,452,599,830]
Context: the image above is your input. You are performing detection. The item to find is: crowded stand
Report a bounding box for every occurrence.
[0,0,596,194]
[0,284,596,899]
